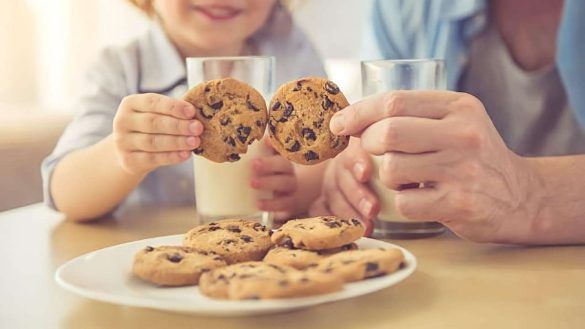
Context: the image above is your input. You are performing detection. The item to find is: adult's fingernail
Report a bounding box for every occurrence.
[330,113,345,134]
[353,162,366,180]
[189,121,202,135]
[358,198,374,217]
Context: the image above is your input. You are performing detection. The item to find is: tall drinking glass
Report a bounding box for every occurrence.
[362,59,447,239]
[187,56,274,226]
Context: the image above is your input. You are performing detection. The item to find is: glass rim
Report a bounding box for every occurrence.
[186,55,275,62]
[361,58,445,65]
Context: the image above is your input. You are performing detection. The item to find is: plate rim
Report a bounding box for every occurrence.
[55,235,417,315]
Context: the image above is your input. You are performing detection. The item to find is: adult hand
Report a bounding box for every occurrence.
[309,138,379,236]
[329,91,539,243]
[113,93,203,175]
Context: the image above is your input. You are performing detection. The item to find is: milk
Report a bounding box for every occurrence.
[193,141,271,222]
[369,155,409,222]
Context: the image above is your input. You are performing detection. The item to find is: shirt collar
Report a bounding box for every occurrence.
[439,0,487,21]
[137,22,186,94]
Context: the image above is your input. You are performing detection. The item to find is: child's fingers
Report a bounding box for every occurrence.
[123,113,203,136]
[250,175,297,194]
[121,133,200,152]
[251,156,294,175]
[121,150,190,173]
[256,195,295,212]
[122,93,196,119]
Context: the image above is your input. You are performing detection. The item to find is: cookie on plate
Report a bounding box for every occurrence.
[268,77,350,165]
[184,78,267,163]
[183,219,273,264]
[271,216,365,250]
[263,243,358,270]
[199,261,343,300]
[313,248,405,282]
[132,246,227,286]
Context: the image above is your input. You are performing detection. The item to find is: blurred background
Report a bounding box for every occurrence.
[0,0,373,211]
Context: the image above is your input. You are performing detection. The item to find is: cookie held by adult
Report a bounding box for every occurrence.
[268,77,349,165]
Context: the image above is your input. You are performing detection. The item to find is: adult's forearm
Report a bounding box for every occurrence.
[519,155,585,244]
[50,135,145,221]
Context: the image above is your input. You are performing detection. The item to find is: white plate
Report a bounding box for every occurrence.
[55,235,416,316]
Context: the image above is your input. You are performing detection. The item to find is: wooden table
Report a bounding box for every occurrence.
[1,204,584,329]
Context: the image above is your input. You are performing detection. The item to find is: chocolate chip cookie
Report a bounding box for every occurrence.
[183,78,267,163]
[132,246,227,286]
[199,261,343,300]
[271,216,365,250]
[263,243,358,270]
[183,219,273,264]
[313,248,405,282]
[268,77,349,165]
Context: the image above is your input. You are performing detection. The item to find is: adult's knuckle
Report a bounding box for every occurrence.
[457,126,483,149]
[382,91,405,117]
[381,119,399,148]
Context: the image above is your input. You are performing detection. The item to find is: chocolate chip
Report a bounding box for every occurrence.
[307,87,313,92]
[341,243,355,250]
[302,128,317,141]
[223,239,237,245]
[228,153,241,162]
[213,256,223,261]
[209,222,217,225]
[239,274,253,279]
[280,236,294,249]
[200,268,210,273]
[292,80,303,91]
[365,262,379,272]
[324,221,341,228]
[342,260,355,265]
[278,280,289,287]
[220,116,232,126]
[208,226,221,232]
[304,151,319,161]
[256,120,263,127]
[322,96,334,110]
[241,235,253,243]
[167,253,183,263]
[286,141,300,152]
[204,86,211,92]
[300,277,310,283]
[313,117,324,129]
[278,102,294,123]
[324,81,340,94]
[237,125,252,143]
[268,120,276,135]
[272,101,281,111]
[351,218,362,226]
[209,100,223,110]
[144,246,154,252]
[199,106,213,120]
[324,267,333,273]
[217,274,227,282]
[267,263,287,273]
[192,147,204,155]
[252,222,264,231]
[246,96,260,111]
[268,230,274,237]
[227,225,241,233]
[224,136,236,147]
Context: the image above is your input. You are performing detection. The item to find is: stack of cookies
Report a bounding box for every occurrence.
[132,216,405,300]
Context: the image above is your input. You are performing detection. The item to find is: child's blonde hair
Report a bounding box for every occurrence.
[127,0,155,17]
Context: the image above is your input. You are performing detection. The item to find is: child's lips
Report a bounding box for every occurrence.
[191,5,242,21]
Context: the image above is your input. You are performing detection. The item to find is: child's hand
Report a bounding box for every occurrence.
[250,139,298,221]
[113,93,203,175]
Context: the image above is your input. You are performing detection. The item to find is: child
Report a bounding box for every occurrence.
[42,0,327,221]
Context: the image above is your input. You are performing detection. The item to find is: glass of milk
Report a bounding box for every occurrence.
[187,56,275,226]
[362,59,447,238]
